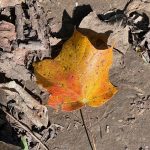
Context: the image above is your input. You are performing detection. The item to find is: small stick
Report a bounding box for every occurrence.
[85,108,97,150]
[2,109,49,150]
[80,109,94,150]
[99,125,103,139]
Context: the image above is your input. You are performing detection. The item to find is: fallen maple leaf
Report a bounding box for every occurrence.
[33,30,117,111]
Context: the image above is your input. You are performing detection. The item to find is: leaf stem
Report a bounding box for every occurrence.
[80,109,94,150]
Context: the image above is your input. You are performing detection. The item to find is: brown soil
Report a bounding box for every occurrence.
[43,0,150,150]
[1,0,150,150]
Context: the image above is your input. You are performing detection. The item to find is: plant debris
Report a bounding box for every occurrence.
[0,0,24,8]
[0,81,48,127]
[34,31,117,111]
[0,0,64,149]
[1,0,150,149]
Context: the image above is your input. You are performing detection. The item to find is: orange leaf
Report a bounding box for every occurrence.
[33,30,117,111]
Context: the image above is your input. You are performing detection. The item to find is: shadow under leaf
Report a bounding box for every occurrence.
[78,28,113,50]
[51,5,93,40]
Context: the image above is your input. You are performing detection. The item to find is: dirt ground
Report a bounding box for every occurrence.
[1,0,150,150]
[43,0,150,150]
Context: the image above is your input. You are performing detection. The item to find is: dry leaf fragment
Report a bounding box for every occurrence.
[0,0,24,8]
[34,31,117,111]
[0,81,48,127]
[0,21,16,51]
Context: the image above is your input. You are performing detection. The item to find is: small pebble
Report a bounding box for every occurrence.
[118,119,123,123]
[75,2,78,7]
[145,146,149,150]
[106,125,110,133]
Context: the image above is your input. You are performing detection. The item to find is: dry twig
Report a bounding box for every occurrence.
[2,109,49,150]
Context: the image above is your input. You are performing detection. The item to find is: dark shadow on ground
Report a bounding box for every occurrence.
[51,5,93,40]
[78,28,113,50]
[0,73,12,84]
[0,109,19,146]
[50,4,114,58]
[51,28,113,59]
